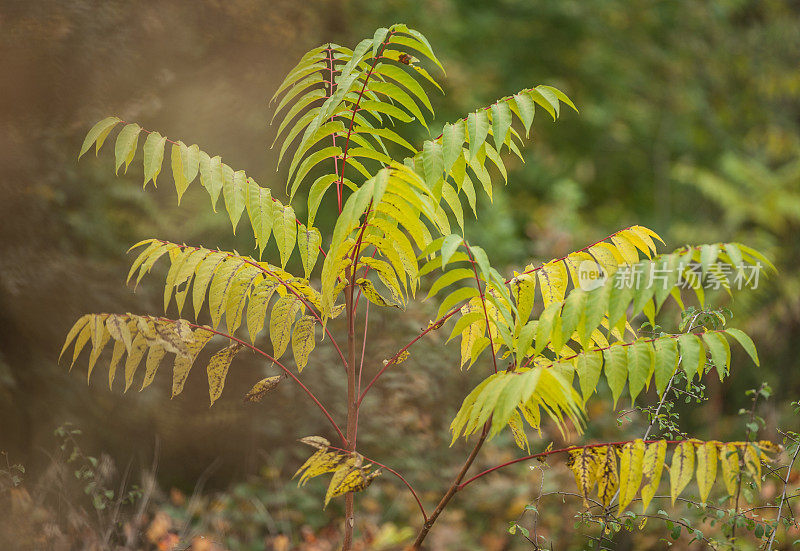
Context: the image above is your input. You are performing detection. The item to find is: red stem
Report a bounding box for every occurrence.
[325,45,343,213]
[154,316,346,445]
[334,32,394,203]
[352,300,370,447]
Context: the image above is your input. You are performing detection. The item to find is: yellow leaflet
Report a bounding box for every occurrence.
[270,294,301,359]
[537,260,567,308]
[744,444,763,489]
[243,375,283,402]
[141,344,166,391]
[618,439,645,512]
[567,448,599,508]
[246,278,279,343]
[595,446,618,508]
[510,273,536,324]
[105,314,133,352]
[508,410,529,452]
[356,278,401,308]
[172,327,215,398]
[669,441,696,505]
[588,243,620,277]
[610,234,640,265]
[207,343,243,406]
[459,315,484,369]
[325,463,381,507]
[108,341,126,389]
[291,315,316,372]
[120,332,146,390]
[696,441,719,504]
[641,440,667,512]
[294,449,344,486]
[720,443,740,497]
[87,315,111,379]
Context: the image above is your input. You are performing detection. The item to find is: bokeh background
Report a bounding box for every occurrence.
[1,1,799,549]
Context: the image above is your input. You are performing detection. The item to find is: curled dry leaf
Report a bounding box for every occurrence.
[243,374,285,402]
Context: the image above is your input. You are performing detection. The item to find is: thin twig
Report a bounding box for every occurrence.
[767,438,800,550]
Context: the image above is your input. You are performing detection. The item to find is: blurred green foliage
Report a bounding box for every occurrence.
[1,0,799,548]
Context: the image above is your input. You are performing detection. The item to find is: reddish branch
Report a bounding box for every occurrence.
[325,45,342,212]
[411,423,490,549]
[352,300,370,448]
[154,316,347,445]
[335,31,395,210]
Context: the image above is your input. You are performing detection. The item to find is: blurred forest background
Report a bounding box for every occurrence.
[1,0,800,549]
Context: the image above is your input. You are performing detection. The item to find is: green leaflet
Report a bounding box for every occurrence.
[603,345,627,408]
[513,93,535,137]
[491,101,512,151]
[678,333,704,382]
[703,331,731,381]
[574,349,602,402]
[246,278,279,343]
[368,81,428,129]
[626,341,652,403]
[467,110,489,161]
[199,152,223,211]
[725,328,759,366]
[247,180,273,258]
[308,174,341,226]
[226,169,248,233]
[298,224,322,278]
[79,116,121,159]
[142,131,166,188]
[114,123,141,175]
[374,63,433,114]
[422,140,444,192]
[273,203,297,268]
[654,337,679,396]
[441,121,465,175]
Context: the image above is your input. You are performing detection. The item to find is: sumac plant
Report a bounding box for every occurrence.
[62,24,784,549]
